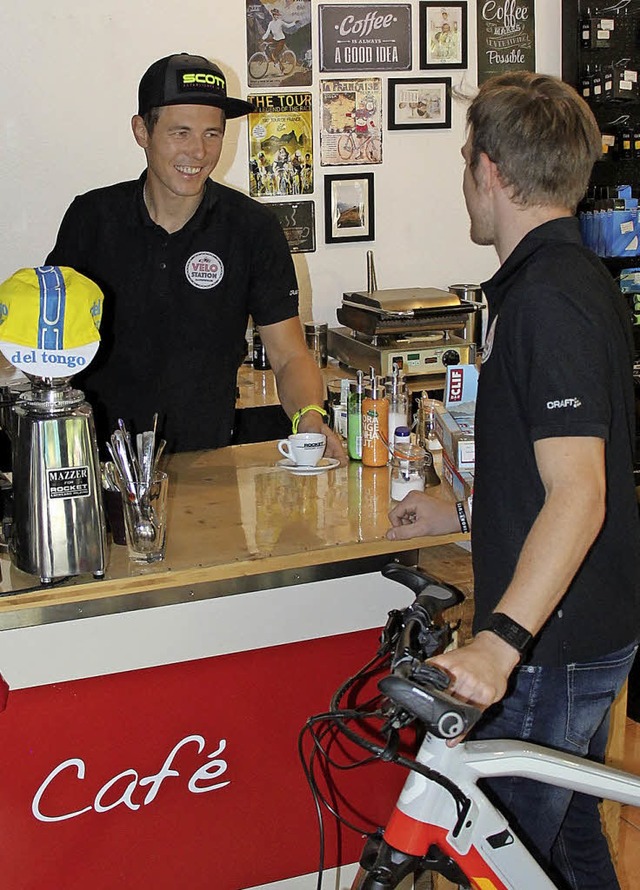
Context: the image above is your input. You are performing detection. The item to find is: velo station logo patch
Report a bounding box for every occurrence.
[185,252,224,290]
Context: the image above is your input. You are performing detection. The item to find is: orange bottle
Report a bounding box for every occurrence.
[361,371,389,467]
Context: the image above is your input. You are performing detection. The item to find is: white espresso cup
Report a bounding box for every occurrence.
[278,432,327,466]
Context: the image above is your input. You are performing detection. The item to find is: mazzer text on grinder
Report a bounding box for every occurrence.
[0,265,107,584]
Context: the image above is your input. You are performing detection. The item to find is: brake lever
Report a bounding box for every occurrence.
[412,663,452,691]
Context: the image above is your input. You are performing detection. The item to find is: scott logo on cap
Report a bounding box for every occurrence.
[182,71,225,90]
[177,68,227,96]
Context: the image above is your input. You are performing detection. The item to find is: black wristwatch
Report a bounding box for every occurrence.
[482,612,532,658]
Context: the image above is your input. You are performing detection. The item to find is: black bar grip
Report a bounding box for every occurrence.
[379,674,481,739]
[382,563,464,618]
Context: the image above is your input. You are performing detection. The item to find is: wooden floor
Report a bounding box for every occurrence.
[618,716,640,889]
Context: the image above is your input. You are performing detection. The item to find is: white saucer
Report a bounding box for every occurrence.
[276,457,340,475]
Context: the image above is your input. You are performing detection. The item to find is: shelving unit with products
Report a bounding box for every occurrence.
[562,0,640,200]
[563,3,640,479]
[563,2,640,341]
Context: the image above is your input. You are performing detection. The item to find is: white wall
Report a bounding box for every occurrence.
[0,0,561,326]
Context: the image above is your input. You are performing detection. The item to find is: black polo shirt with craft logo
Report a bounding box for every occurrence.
[47,174,299,451]
[472,217,640,665]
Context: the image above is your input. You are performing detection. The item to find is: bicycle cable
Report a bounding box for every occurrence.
[300,588,468,889]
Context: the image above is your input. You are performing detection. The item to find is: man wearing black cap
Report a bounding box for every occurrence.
[47,53,343,459]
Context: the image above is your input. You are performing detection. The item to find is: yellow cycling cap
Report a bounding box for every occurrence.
[0,265,104,378]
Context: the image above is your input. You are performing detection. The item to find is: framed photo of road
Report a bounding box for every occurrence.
[324,173,374,244]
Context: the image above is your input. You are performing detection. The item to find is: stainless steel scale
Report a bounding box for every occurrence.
[328,285,479,377]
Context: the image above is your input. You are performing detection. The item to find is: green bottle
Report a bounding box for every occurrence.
[347,369,364,460]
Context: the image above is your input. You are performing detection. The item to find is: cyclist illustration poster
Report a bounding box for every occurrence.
[246,0,312,88]
[248,92,313,197]
[319,78,382,166]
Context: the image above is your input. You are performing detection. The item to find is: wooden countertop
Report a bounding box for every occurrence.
[0,440,465,621]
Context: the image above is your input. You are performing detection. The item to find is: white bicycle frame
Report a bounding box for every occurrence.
[371,731,640,889]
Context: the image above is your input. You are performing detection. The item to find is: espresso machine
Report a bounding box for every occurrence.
[0,265,106,584]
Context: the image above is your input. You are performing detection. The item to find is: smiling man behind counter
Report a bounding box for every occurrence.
[46,52,344,460]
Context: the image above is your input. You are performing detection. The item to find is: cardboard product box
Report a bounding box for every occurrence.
[434,364,478,470]
[441,450,474,502]
[435,406,475,470]
[444,363,479,408]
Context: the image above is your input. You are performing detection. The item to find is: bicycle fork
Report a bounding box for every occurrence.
[350,736,510,890]
[351,830,469,889]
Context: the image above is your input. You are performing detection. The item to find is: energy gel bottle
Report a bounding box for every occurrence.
[362,367,389,467]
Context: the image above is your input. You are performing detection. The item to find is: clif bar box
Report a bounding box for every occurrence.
[434,364,478,470]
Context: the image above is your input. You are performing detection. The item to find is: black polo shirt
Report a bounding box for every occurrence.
[473,217,640,665]
[46,174,299,452]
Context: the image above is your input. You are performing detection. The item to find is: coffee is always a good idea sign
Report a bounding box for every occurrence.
[319,4,412,72]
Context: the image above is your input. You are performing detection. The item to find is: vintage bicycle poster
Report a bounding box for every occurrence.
[319,78,383,166]
[248,92,313,197]
[246,0,312,88]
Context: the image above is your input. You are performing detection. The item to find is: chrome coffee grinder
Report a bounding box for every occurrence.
[0,265,106,583]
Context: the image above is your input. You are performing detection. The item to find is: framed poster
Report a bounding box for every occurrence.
[419,3,467,70]
[324,173,374,243]
[476,0,535,83]
[387,77,452,130]
[318,4,412,72]
[246,0,312,89]
[270,201,316,252]
[247,93,313,197]
[319,78,383,166]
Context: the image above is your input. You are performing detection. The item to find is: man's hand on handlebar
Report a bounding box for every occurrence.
[386,491,459,540]
[428,632,521,745]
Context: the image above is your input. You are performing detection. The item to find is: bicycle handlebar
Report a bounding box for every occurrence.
[379,563,482,739]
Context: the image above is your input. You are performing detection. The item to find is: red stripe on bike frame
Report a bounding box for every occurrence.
[384,807,509,890]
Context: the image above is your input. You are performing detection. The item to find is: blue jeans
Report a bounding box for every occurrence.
[471,642,637,890]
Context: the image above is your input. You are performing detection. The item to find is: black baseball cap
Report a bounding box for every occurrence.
[137,53,255,119]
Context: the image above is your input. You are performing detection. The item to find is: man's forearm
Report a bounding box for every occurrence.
[274,352,325,422]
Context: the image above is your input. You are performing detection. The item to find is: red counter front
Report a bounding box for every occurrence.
[0,571,417,889]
